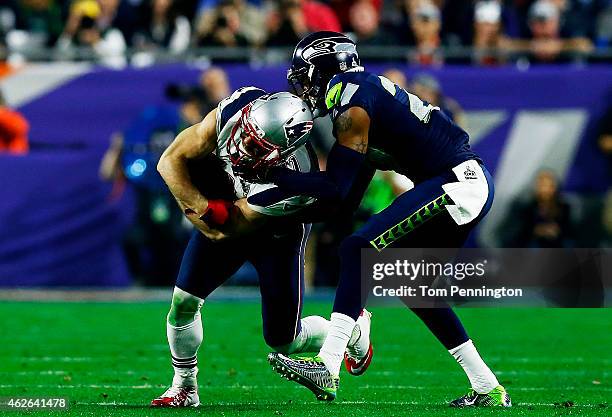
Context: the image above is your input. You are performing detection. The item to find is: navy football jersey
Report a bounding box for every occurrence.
[324,69,480,183]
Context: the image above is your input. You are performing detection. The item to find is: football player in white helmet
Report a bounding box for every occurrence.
[151,88,372,407]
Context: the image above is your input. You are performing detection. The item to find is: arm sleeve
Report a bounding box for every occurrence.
[266,142,368,204]
[265,168,340,200]
[246,184,318,217]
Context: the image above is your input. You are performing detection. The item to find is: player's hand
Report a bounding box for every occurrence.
[188,216,227,241]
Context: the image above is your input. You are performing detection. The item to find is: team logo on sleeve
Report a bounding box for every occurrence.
[284,121,314,143]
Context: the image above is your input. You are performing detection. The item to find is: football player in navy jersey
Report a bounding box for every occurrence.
[266,32,511,407]
[152,89,372,407]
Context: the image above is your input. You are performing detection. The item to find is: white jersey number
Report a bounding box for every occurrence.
[378,75,438,123]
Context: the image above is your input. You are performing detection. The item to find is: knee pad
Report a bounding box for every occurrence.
[168,287,204,326]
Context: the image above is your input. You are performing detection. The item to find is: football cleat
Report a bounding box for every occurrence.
[150,386,200,407]
[449,385,512,408]
[344,309,373,376]
[268,352,339,401]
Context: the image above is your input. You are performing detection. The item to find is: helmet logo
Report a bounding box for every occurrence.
[301,38,357,63]
[284,120,314,144]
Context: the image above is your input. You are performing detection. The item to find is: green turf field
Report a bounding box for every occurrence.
[0,301,609,416]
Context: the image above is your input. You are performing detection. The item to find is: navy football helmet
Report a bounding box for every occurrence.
[288,31,360,113]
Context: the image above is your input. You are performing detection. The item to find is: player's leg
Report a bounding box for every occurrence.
[392,216,507,405]
[254,224,349,401]
[271,163,508,404]
[251,224,331,354]
[316,172,469,376]
[152,231,247,407]
[334,165,507,405]
[267,177,459,399]
[166,287,203,389]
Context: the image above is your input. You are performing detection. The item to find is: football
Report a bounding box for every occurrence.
[187,155,238,201]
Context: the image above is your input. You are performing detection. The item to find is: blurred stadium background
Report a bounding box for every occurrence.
[1,0,611,288]
[0,1,611,415]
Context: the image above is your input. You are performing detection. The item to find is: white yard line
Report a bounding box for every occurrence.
[358,385,611,392]
[13,354,611,365]
[340,400,605,407]
[1,383,609,392]
[7,369,609,377]
[74,400,606,408]
[376,370,611,377]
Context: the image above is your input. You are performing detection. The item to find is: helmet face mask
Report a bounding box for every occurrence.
[287,66,310,97]
[227,104,282,170]
[287,66,326,114]
[227,93,314,173]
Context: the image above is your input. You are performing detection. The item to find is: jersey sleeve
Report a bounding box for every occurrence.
[246,186,317,217]
[245,145,318,217]
[216,87,267,135]
[324,73,376,123]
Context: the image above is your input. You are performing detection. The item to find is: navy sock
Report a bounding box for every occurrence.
[332,235,369,320]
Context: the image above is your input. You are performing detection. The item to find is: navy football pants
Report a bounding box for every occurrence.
[334,165,494,349]
[176,224,309,347]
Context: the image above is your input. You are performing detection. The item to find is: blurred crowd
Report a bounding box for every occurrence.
[0,90,29,154]
[1,0,611,66]
[97,67,231,284]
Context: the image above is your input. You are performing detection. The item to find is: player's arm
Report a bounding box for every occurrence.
[333,106,370,154]
[206,198,268,241]
[157,108,217,219]
[326,106,370,200]
[266,106,370,207]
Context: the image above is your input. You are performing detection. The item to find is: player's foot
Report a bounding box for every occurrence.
[268,352,339,401]
[344,309,373,376]
[449,385,511,407]
[150,386,200,407]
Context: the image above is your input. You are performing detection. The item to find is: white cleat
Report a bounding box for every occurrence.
[344,309,374,376]
[150,385,200,407]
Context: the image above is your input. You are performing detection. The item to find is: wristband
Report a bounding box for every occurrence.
[200,199,232,226]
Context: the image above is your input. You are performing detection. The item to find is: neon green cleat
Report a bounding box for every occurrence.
[450,385,512,407]
[268,352,339,401]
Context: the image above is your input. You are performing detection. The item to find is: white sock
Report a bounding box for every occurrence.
[318,313,356,376]
[449,339,499,394]
[287,315,330,354]
[167,312,203,387]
